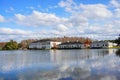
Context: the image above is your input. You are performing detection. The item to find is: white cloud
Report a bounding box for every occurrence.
[15,14,26,21]
[0,28,32,35]
[15,10,68,27]
[69,15,88,27]
[79,4,113,20]
[58,0,78,13]
[57,0,119,39]
[0,15,5,22]
[110,0,120,8]
[14,9,89,38]
[110,0,120,18]
[114,8,120,18]
[0,28,34,42]
[55,24,68,32]
[0,27,67,42]
[58,0,113,24]
[59,0,113,20]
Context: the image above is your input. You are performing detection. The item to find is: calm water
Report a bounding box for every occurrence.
[0,49,120,80]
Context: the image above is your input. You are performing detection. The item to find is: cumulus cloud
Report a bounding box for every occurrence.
[79,4,113,20]
[0,28,32,35]
[0,28,34,42]
[15,10,67,27]
[58,0,77,12]
[0,15,5,22]
[114,8,120,18]
[59,0,112,19]
[15,10,88,29]
[55,24,68,32]
[110,0,120,18]
[58,0,119,39]
[0,27,67,42]
[110,0,120,8]
[69,15,88,27]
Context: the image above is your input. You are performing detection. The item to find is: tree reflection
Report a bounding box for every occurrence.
[115,49,120,57]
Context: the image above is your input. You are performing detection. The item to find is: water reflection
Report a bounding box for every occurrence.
[50,49,109,64]
[115,49,120,57]
[0,50,51,73]
[0,49,120,80]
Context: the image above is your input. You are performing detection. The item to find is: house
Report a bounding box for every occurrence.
[90,41,117,49]
[58,42,84,49]
[29,39,61,49]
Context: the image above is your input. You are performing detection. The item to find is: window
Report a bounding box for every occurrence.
[105,44,108,46]
[97,44,99,46]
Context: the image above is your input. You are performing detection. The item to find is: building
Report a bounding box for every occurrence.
[29,39,61,49]
[90,41,117,49]
[58,42,84,49]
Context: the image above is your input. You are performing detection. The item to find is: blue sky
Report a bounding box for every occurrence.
[0,0,120,42]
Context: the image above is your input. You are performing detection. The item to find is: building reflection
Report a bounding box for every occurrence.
[50,49,110,65]
[115,49,120,57]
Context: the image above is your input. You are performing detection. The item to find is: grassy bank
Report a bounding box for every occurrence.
[110,46,120,49]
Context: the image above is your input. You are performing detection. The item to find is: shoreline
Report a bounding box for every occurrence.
[0,47,120,51]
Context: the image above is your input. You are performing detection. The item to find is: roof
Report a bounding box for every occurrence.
[91,41,113,44]
[32,39,56,43]
[59,42,83,45]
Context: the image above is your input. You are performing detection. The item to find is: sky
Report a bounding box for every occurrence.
[0,0,120,42]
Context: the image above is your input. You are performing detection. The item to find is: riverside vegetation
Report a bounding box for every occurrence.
[2,40,18,50]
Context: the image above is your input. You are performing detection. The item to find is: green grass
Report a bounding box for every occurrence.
[110,46,120,49]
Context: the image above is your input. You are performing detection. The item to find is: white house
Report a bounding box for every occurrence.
[58,42,84,49]
[29,39,61,49]
[90,41,117,49]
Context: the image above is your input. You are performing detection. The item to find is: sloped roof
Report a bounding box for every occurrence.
[32,39,56,43]
[91,41,112,43]
[59,42,83,45]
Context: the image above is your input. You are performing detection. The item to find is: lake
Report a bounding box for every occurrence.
[0,49,120,80]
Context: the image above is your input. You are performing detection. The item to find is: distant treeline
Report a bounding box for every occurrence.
[105,34,120,46]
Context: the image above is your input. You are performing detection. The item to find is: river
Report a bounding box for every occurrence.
[0,49,120,80]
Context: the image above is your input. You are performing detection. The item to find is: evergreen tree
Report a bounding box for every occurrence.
[115,34,120,46]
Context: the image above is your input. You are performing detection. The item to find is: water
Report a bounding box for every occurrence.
[0,49,120,80]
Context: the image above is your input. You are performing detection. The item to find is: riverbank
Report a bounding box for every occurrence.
[0,46,120,50]
[110,46,120,49]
